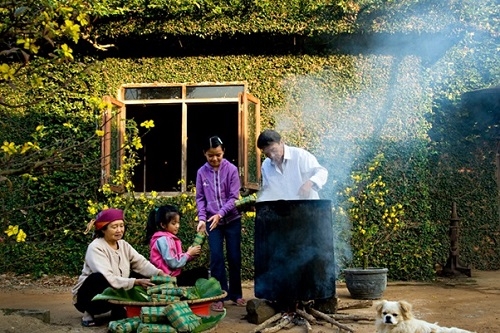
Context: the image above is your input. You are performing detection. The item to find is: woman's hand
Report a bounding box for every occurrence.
[187,245,201,257]
[207,214,221,231]
[134,278,154,288]
[157,271,168,277]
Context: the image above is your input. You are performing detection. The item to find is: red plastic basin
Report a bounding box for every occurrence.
[125,301,211,318]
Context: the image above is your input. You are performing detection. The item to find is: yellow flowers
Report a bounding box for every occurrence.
[140,120,155,129]
[61,20,80,43]
[16,37,39,53]
[245,211,256,218]
[21,173,38,182]
[76,13,89,26]
[59,44,74,60]
[5,225,18,236]
[0,63,16,80]
[20,142,37,154]
[340,153,405,269]
[351,174,362,182]
[16,229,26,242]
[87,201,98,216]
[131,136,142,149]
[4,225,27,242]
[2,141,39,155]
[2,141,16,155]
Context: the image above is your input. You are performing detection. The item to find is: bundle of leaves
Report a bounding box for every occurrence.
[194,278,222,299]
[93,277,223,303]
[92,286,149,302]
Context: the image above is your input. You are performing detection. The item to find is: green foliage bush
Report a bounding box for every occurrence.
[1,0,499,281]
[2,49,499,279]
[92,0,355,37]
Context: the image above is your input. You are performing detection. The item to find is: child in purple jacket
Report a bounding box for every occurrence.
[146,205,207,286]
[195,136,246,312]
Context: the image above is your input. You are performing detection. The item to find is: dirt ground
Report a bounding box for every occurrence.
[0,270,499,333]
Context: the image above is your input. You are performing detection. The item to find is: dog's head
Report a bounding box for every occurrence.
[375,300,414,326]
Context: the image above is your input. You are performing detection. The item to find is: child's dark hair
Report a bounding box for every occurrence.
[145,205,181,244]
[202,136,224,152]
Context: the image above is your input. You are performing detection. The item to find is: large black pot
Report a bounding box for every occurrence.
[254,199,335,302]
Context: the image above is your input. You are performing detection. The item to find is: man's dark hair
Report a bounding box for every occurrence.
[257,130,281,149]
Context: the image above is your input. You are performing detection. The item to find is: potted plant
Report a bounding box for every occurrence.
[337,153,404,299]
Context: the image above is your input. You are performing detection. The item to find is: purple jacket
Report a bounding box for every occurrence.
[196,159,241,225]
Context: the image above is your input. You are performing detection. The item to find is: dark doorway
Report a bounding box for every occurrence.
[128,104,182,192]
[186,103,239,187]
[127,102,239,192]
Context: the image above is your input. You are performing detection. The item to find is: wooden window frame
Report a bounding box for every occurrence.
[102,82,261,193]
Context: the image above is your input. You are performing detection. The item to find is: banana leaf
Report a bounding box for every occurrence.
[192,309,226,333]
[194,278,222,299]
[92,286,149,302]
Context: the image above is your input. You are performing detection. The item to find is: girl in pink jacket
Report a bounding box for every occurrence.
[146,205,207,286]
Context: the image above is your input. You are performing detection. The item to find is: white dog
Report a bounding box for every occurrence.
[375,300,476,333]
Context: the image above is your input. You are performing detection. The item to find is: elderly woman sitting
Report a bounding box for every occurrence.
[72,208,167,327]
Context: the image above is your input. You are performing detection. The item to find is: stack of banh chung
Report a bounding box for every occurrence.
[108,276,225,333]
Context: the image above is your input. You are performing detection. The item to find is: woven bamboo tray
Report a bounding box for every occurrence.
[107,291,227,306]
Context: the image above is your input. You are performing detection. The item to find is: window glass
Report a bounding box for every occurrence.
[186,85,244,99]
[124,87,181,100]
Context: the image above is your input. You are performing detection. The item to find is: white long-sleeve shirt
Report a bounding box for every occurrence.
[257,144,328,202]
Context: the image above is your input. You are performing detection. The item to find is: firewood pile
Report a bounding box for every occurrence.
[249,300,374,333]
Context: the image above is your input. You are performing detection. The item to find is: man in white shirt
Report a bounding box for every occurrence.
[256,129,328,202]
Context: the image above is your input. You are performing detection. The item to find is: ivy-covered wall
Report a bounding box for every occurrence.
[1,0,499,280]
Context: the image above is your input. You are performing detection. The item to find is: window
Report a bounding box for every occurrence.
[101,83,260,194]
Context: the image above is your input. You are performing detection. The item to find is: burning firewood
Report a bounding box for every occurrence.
[330,313,375,322]
[296,308,317,325]
[250,308,357,333]
[250,300,360,333]
[303,318,313,332]
[337,300,372,310]
[261,316,291,333]
[251,313,282,333]
[309,308,354,332]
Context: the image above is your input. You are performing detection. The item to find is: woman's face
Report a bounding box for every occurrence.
[164,214,180,235]
[204,146,224,169]
[103,220,125,243]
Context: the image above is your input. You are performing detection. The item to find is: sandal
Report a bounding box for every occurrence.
[81,319,97,327]
[233,298,247,307]
[211,301,225,312]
